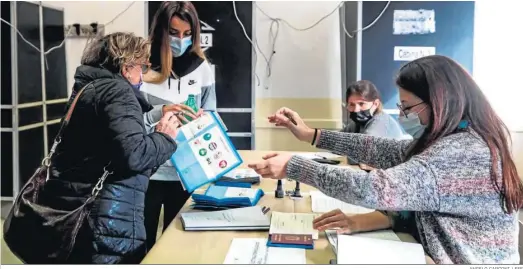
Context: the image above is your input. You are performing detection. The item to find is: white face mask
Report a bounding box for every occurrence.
[399,112,427,139]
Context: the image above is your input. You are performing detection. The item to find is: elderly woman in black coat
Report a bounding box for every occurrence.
[41,32,180,264]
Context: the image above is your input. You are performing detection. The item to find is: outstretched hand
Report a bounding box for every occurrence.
[248,152,293,179]
[267,107,315,143]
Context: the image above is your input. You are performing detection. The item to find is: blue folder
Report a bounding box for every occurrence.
[191,185,264,209]
[170,112,243,193]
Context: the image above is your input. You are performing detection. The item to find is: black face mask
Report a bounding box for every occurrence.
[349,108,373,125]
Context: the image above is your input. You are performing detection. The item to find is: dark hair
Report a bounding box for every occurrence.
[346,80,383,113]
[396,55,523,214]
[148,1,205,83]
[81,32,151,73]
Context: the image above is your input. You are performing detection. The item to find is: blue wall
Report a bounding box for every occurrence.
[361,1,475,110]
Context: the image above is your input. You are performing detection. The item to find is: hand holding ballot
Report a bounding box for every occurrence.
[248,152,293,179]
[155,111,181,138]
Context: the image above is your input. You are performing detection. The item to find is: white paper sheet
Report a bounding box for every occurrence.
[223,238,306,264]
[181,206,270,229]
[325,229,401,254]
[223,168,260,179]
[269,212,319,239]
[337,235,426,264]
[224,187,259,199]
[310,191,374,215]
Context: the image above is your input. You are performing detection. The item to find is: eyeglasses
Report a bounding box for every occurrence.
[129,63,151,74]
[138,63,151,74]
[396,101,424,118]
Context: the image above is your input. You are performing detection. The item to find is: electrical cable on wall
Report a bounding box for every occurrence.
[233,1,391,89]
[0,1,136,70]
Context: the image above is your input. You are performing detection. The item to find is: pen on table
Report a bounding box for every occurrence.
[262,206,271,215]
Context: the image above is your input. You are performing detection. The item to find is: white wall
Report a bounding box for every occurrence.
[45,1,146,93]
[473,1,523,133]
[45,1,522,131]
[45,1,522,161]
[253,1,342,99]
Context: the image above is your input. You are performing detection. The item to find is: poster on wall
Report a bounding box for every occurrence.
[360,1,474,112]
[393,9,436,35]
[393,46,436,62]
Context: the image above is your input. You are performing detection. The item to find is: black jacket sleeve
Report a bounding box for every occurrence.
[98,81,177,173]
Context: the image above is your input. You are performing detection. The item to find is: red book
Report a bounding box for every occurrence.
[269,234,313,245]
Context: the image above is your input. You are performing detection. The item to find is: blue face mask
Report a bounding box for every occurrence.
[399,112,427,139]
[131,73,143,91]
[170,36,192,57]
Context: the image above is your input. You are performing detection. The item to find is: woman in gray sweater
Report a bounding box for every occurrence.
[250,55,522,264]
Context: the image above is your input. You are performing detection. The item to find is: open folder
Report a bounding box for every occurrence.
[181,206,270,231]
[171,112,242,193]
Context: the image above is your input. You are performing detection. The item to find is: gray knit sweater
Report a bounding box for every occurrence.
[286,129,520,264]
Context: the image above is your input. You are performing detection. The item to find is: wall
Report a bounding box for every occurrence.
[38,1,522,172]
[473,1,523,175]
[253,1,523,174]
[45,1,146,93]
[253,1,343,151]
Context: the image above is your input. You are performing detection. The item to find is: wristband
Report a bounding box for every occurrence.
[311,128,318,146]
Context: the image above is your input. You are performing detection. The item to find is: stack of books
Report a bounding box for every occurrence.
[191,185,264,210]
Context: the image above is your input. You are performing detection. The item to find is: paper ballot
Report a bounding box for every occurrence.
[325,229,401,254]
[310,191,374,215]
[223,238,306,264]
[224,187,259,200]
[337,235,426,264]
[269,212,319,240]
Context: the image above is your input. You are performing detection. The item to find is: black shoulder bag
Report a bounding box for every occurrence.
[3,82,112,263]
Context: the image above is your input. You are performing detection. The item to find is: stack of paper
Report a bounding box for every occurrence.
[337,235,426,264]
[223,238,306,264]
[310,191,374,215]
[269,212,320,240]
[180,206,270,231]
[325,229,401,254]
[191,185,264,210]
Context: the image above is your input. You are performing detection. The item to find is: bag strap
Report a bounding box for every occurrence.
[40,80,113,197]
[42,82,94,167]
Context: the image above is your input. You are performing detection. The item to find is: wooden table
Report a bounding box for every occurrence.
[141,150,417,264]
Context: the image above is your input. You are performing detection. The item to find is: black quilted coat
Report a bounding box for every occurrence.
[41,65,177,264]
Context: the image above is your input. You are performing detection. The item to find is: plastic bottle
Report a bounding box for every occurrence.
[184,94,198,122]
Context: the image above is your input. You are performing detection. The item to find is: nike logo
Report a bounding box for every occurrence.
[188,80,196,85]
